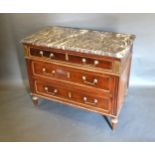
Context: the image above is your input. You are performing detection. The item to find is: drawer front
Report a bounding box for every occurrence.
[30,48,113,71]
[32,60,114,93]
[69,54,112,70]
[34,77,112,113]
[30,48,66,61]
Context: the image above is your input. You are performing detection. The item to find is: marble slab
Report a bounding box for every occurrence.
[21,26,136,59]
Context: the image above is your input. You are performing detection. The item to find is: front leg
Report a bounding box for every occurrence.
[32,96,39,106]
[111,117,118,130]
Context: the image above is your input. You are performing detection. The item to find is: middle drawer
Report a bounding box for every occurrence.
[31,60,115,93]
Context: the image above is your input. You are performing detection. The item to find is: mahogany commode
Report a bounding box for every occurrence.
[21,26,135,130]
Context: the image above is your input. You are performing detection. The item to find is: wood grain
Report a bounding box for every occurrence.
[23,41,133,130]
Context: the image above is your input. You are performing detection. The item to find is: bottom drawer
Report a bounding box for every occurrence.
[34,77,112,113]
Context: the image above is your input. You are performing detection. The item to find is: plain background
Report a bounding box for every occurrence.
[0,13,155,87]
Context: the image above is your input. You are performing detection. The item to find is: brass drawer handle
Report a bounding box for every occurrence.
[42,68,53,74]
[49,53,54,58]
[42,68,56,75]
[39,51,44,57]
[82,58,99,66]
[83,97,98,105]
[82,76,98,85]
[44,86,58,95]
[94,60,99,65]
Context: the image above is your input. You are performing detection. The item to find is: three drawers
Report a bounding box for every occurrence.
[26,47,117,114]
[22,26,135,130]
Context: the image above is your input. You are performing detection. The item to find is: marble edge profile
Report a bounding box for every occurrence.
[20,26,136,59]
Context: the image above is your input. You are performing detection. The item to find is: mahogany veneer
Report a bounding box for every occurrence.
[21,26,135,130]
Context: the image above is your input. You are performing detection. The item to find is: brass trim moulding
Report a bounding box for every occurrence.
[113,61,121,75]
[23,45,30,57]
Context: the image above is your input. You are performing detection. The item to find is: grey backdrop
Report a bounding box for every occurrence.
[1,14,155,141]
[0,13,155,87]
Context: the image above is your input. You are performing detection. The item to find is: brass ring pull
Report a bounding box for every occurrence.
[42,68,56,76]
[39,51,43,57]
[82,58,87,63]
[51,70,56,75]
[83,96,98,105]
[49,53,54,58]
[94,60,99,65]
[42,67,46,73]
[44,86,58,95]
[82,76,98,85]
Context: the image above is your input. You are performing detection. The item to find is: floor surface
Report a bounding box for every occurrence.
[0,85,155,141]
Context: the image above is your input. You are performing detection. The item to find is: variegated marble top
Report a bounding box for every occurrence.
[21,26,136,59]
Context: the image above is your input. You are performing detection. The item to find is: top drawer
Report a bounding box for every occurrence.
[29,48,113,71]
